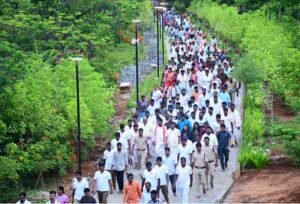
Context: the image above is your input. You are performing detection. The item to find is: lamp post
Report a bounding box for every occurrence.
[70,56,83,172]
[160,3,168,65]
[132,19,141,107]
[154,7,164,77]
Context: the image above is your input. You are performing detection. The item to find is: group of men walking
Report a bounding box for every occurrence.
[17,8,242,204]
[78,8,242,204]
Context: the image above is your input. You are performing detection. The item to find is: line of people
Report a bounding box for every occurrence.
[16,8,242,204]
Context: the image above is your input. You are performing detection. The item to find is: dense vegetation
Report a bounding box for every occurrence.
[0,0,151,201]
[185,0,300,169]
[189,0,300,111]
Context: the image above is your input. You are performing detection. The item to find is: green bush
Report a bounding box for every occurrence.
[239,144,269,169]
[188,0,300,111]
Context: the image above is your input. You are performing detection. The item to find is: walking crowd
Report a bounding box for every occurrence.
[16,8,242,204]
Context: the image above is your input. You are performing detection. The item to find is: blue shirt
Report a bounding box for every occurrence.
[216,131,231,148]
[177,119,192,132]
[219,92,231,105]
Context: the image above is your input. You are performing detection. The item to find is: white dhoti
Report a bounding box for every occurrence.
[155,144,165,158]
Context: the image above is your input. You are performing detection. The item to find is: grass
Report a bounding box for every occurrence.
[107,42,147,72]
[264,115,300,166]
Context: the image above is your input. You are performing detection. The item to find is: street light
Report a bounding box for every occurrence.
[132,19,141,107]
[70,56,83,172]
[154,6,165,77]
[159,5,167,65]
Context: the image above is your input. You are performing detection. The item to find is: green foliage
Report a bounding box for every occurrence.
[189,0,300,111]
[233,55,264,85]
[265,116,300,166]
[239,83,269,169]
[0,0,153,201]
[128,71,161,109]
[239,144,269,169]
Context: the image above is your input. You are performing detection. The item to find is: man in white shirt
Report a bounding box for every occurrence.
[103,142,115,190]
[16,192,32,204]
[152,118,167,157]
[162,147,177,196]
[72,171,89,203]
[166,123,180,161]
[206,107,216,128]
[147,99,156,117]
[111,132,126,151]
[92,161,113,203]
[113,143,128,193]
[46,191,59,204]
[229,103,241,145]
[141,161,159,191]
[174,157,193,204]
[222,108,234,134]
[178,137,193,166]
[201,127,218,151]
[154,157,169,203]
[139,182,152,204]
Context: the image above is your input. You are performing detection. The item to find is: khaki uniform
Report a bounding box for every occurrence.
[203,145,216,189]
[192,150,208,196]
[134,135,148,170]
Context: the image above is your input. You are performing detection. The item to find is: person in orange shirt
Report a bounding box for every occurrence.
[123,173,141,204]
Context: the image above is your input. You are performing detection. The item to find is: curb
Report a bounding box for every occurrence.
[218,165,241,203]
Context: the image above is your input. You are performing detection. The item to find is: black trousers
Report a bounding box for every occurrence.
[169,174,176,193]
[114,170,124,191]
[218,147,229,170]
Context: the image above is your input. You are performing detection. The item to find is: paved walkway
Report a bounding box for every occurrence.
[103,15,244,204]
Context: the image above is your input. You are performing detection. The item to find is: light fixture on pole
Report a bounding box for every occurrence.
[132,19,141,107]
[70,56,83,172]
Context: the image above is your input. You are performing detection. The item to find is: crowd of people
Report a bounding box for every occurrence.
[16,8,242,204]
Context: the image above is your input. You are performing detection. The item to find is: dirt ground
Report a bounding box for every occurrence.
[227,95,300,203]
[227,158,300,203]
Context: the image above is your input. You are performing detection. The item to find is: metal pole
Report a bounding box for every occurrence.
[161,11,165,65]
[156,10,160,77]
[75,61,81,172]
[159,10,162,39]
[135,23,139,107]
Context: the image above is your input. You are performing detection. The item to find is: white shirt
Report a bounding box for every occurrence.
[119,130,131,149]
[72,178,89,200]
[16,200,32,204]
[206,113,216,127]
[162,155,176,175]
[154,164,169,186]
[175,165,192,188]
[201,133,218,147]
[140,191,151,204]
[152,125,167,147]
[147,105,156,117]
[94,170,111,191]
[45,200,59,204]
[222,114,233,132]
[103,149,114,170]
[111,138,126,150]
[178,143,193,165]
[166,128,180,147]
[142,169,159,191]
[229,109,241,128]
